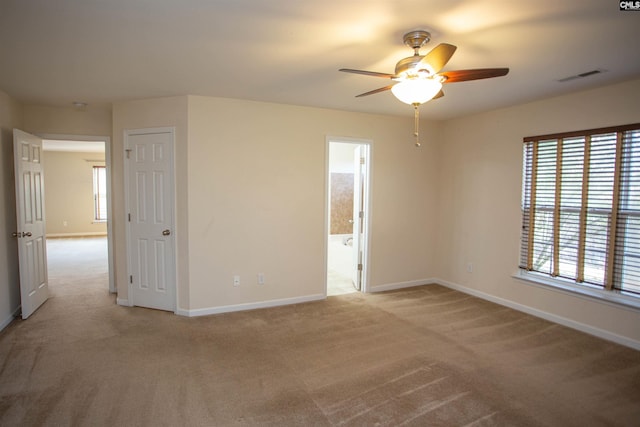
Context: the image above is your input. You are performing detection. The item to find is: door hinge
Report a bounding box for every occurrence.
[359,211,364,219]
[129,275,133,284]
[358,263,363,271]
[360,157,365,165]
[125,148,132,159]
[128,213,131,222]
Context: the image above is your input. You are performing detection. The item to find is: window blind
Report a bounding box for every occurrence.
[520,124,640,296]
[93,166,107,221]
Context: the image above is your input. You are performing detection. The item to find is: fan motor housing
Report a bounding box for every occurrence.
[395,30,433,76]
[395,55,428,77]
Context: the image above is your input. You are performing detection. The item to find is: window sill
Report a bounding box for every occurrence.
[92,220,107,224]
[513,270,640,311]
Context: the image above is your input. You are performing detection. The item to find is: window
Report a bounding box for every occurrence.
[520,123,640,298]
[92,166,107,221]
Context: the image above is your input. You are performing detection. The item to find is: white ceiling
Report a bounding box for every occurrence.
[1,0,639,120]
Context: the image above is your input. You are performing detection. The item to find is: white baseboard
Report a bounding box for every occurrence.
[116,298,131,307]
[434,278,640,351]
[369,279,436,293]
[47,232,108,238]
[0,306,21,332]
[176,294,326,317]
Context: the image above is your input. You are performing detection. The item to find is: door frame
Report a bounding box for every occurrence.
[123,127,177,312]
[325,136,372,294]
[39,133,115,294]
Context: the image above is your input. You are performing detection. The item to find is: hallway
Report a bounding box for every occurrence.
[45,236,112,309]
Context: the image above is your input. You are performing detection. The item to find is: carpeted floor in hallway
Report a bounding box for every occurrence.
[1,237,639,426]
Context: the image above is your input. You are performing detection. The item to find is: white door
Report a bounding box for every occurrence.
[125,128,176,312]
[13,129,49,319]
[352,145,366,290]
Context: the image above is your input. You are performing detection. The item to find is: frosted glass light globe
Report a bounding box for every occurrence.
[391,78,442,105]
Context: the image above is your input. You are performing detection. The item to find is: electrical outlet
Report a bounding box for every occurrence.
[233,275,240,286]
[467,263,473,273]
[258,273,265,285]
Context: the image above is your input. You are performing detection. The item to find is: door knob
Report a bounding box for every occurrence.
[22,232,32,237]
[162,229,171,236]
[12,232,19,238]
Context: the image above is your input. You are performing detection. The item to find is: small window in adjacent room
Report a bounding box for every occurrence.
[92,166,107,221]
[519,123,640,301]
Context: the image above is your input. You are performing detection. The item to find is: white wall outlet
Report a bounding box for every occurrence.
[63,221,68,227]
[233,275,240,286]
[258,273,265,285]
[467,263,473,273]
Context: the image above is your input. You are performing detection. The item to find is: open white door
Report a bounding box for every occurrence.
[125,128,176,312]
[351,145,365,290]
[13,129,49,319]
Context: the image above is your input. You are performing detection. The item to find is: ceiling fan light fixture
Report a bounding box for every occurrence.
[339,29,509,147]
[391,78,442,105]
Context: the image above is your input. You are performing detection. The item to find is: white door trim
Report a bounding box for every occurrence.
[325,136,373,294]
[124,127,177,312]
[38,133,115,293]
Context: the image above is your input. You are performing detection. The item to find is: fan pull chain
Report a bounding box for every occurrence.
[413,103,421,147]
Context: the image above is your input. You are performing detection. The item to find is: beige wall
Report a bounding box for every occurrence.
[43,150,107,236]
[0,90,22,328]
[436,78,640,343]
[22,104,112,136]
[186,96,440,310]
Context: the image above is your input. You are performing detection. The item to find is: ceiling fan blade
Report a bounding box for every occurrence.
[355,85,394,97]
[432,90,444,100]
[419,43,457,73]
[339,68,395,79]
[440,68,509,83]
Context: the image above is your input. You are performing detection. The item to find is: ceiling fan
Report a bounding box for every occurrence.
[339,30,509,146]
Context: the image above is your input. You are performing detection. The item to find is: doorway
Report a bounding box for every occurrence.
[40,134,114,294]
[46,236,109,303]
[326,138,371,296]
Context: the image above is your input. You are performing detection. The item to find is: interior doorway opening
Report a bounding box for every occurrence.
[41,134,114,294]
[46,236,109,301]
[326,138,371,296]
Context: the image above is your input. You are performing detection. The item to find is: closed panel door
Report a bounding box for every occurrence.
[13,129,49,319]
[126,129,176,311]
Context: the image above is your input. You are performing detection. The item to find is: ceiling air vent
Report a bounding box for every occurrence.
[557,69,607,83]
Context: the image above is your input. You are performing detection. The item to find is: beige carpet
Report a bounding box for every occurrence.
[1,238,640,426]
